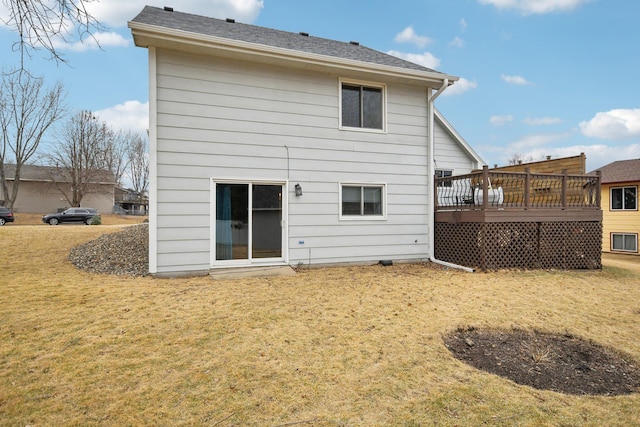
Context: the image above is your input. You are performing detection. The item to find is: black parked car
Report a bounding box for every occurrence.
[0,206,15,226]
[42,208,100,225]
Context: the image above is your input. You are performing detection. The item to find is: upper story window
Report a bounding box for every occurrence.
[340,80,385,131]
[610,186,637,210]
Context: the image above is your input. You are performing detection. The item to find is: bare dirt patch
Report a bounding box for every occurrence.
[444,327,640,396]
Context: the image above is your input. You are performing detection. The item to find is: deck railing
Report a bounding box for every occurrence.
[115,193,148,203]
[435,165,601,211]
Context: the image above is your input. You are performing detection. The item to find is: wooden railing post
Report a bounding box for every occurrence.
[434,173,438,211]
[561,169,568,209]
[524,167,530,209]
[595,170,602,208]
[482,165,489,210]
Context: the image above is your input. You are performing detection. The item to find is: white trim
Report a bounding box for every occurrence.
[609,185,638,211]
[611,232,638,253]
[338,181,387,221]
[210,178,289,268]
[128,22,459,86]
[338,78,387,133]
[148,46,158,274]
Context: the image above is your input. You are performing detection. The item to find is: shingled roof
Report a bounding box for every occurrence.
[3,164,116,184]
[589,158,640,184]
[129,6,450,77]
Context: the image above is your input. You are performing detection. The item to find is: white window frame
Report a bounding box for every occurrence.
[210,178,289,268]
[611,233,638,253]
[610,186,637,211]
[436,169,454,187]
[339,78,387,133]
[339,182,387,221]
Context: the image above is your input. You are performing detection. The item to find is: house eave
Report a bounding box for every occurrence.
[128,21,458,86]
[601,179,640,186]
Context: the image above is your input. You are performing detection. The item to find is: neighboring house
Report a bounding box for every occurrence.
[1,164,116,214]
[114,186,149,216]
[590,159,640,255]
[129,6,484,276]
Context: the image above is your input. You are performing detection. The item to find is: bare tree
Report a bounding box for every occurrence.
[0,69,65,210]
[101,128,133,187]
[1,0,103,67]
[45,110,115,207]
[126,133,149,197]
[507,153,536,166]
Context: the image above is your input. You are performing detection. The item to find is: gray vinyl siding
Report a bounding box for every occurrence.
[434,121,478,175]
[153,49,471,273]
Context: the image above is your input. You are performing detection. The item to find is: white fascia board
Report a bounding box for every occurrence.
[129,22,458,86]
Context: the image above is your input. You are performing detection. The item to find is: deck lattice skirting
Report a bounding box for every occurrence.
[435,221,602,271]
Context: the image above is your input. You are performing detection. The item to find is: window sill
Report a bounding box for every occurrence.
[339,125,387,134]
[339,215,387,221]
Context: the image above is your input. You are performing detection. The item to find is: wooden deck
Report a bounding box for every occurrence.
[434,166,602,270]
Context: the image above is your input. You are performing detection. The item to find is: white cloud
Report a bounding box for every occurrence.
[394,26,432,48]
[94,100,149,133]
[524,117,562,125]
[450,36,465,48]
[55,31,130,52]
[1,1,264,55]
[442,78,478,96]
[87,0,264,28]
[459,18,468,31]
[579,109,640,140]
[509,132,571,150]
[478,0,592,15]
[501,74,532,85]
[490,115,514,126]
[387,50,440,69]
[579,143,640,170]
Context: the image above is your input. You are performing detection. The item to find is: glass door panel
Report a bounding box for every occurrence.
[215,183,248,260]
[252,185,282,259]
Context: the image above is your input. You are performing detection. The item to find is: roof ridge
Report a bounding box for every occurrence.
[130,5,447,76]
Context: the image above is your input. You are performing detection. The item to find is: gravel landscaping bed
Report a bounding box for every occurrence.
[69,224,149,276]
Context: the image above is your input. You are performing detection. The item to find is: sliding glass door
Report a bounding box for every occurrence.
[215,182,283,264]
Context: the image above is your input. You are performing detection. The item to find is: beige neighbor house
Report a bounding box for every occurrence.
[129,6,485,277]
[590,158,640,256]
[1,164,116,214]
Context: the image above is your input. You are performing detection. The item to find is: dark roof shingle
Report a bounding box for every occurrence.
[130,6,443,74]
[3,164,116,184]
[589,158,640,184]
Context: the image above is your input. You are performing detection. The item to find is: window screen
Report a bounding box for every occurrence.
[341,83,383,130]
[341,185,384,217]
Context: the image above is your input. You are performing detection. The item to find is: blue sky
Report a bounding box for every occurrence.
[1,0,639,171]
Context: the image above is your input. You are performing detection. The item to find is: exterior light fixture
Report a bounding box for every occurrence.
[295,183,303,196]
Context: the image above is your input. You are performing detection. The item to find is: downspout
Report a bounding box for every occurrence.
[427,79,475,272]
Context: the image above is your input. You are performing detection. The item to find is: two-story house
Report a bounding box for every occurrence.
[129,6,484,276]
